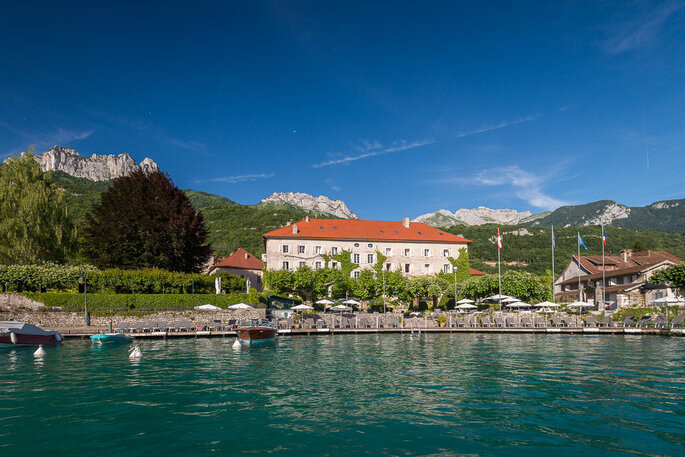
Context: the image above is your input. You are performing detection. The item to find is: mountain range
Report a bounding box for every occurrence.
[31,146,685,236]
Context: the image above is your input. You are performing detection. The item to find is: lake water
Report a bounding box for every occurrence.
[1,334,685,456]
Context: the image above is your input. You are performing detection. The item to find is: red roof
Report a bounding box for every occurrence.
[214,248,263,270]
[469,268,486,276]
[262,218,471,244]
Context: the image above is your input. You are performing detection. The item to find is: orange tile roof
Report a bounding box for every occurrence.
[214,248,263,270]
[469,268,486,276]
[262,218,471,244]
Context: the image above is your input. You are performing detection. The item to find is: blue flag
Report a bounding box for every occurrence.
[578,232,588,251]
[552,227,556,248]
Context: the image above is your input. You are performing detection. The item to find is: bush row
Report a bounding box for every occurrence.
[24,292,265,316]
[0,264,247,294]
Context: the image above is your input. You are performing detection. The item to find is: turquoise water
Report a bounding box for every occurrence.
[2,334,685,456]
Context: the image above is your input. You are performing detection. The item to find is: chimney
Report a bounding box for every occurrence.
[402,217,410,229]
[305,215,310,222]
[621,249,633,262]
[245,253,249,260]
[292,224,298,234]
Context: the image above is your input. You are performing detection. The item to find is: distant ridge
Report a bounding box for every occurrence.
[257,192,358,219]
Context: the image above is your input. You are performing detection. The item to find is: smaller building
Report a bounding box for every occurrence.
[555,250,681,308]
[210,248,264,292]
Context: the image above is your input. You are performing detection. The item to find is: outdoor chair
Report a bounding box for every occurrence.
[670,315,685,328]
[533,317,546,328]
[635,316,651,327]
[304,318,315,329]
[551,316,564,327]
[134,321,146,333]
[650,316,667,328]
[114,321,127,333]
[480,317,492,328]
[494,317,505,328]
[600,316,613,327]
[505,317,516,327]
[455,317,465,328]
[521,316,533,328]
[584,316,597,327]
[561,317,574,327]
[618,316,636,327]
[154,321,168,332]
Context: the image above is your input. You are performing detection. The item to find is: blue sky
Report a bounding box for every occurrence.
[1,1,684,219]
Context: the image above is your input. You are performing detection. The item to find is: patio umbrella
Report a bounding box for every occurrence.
[484,294,513,301]
[567,301,592,309]
[456,299,475,304]
[534,301,561,308]
[194,304,221,311]
[650,297,683,320]
[501,297,520,304]
[505,301,531,310]
[331,304,353,312]
[456,303,477,310]
[316,299,335,305]
[292,304,314,311]
[228,303,254,310]
[342,299,361,306]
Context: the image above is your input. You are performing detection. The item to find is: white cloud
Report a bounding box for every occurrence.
[0,120,93,151]
[209,173,275,183]
[472,166,569,210]
[325,178,341,191]
[455,116,537,138]
[603,3,684,55]
[313,139,435,168]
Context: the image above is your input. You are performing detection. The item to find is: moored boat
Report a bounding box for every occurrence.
[0,321,63,348]
[90,333,133,344]
[235,322,277,343]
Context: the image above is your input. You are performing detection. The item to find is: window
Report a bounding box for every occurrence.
[385,247,393,256]
[367,243,373,248]
[424,264,431,273]
[385,263,392,271]
[299,261,306,268]
[423,249,431,257]
[315,261,322,270]
[404,264,410,273]
[282,261,290,270]
[354,243,360,247]
[443,249,450,257]
[282,245,289,254]
[404,248,410,257]
[443,264,451,273]
[331,247,338,255]
[315,246,322,254]
[331,261,338,269]
[353,271,360,279]
[367,254,374,264]
[298,245,305,254]
[353,254,360,264]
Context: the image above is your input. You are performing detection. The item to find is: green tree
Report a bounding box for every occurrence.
[632,239,647,252]
[0,150,77,264]
[650,263,685,289]
[83,170,210,272]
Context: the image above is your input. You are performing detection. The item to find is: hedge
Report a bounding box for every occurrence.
[23,292,265,316]
[0,264,247,294]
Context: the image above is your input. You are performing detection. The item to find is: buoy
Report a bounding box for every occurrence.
[34,345,46,357]
[232,338,241,349]
[54,333,63,342]
[10,332,17,344]
[129,345,142,359]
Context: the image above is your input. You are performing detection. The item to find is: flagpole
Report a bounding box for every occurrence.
[577,233,582,302]
[498,228,502,312]
[602,225,606,311]
[551,226,555,303]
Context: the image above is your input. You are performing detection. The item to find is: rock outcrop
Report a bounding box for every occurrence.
[260,192,358,219]
[31,146,158,181]
[413,207,534,227]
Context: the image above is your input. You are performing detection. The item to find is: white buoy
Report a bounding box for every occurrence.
[232,338,242,349]
[129,345,142,359]
[33,344,46,357]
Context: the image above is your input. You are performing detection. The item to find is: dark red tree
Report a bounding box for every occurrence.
[83,170,210,272]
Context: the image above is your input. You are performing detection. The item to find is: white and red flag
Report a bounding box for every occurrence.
[497,228,502,250]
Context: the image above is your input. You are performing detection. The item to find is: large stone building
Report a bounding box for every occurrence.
[262,217,472,277]
[555,250,681,308]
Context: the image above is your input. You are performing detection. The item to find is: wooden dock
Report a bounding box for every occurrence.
[60,327,685,339]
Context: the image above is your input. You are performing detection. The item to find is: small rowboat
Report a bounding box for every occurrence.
[90,333,133,344]
[0,321,63,348]
[235,325,277,343]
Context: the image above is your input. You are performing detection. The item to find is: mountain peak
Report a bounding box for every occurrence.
[259,192,358,219]
[31,146,158,181]
[413,207,533,227]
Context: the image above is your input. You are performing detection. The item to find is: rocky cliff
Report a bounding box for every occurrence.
[413,207,535,227]
[31,146,158,181]
[259,192,358,219]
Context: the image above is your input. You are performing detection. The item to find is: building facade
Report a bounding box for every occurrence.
[262,217,472,277]
[210,248,264,291]
[555,250,681,308]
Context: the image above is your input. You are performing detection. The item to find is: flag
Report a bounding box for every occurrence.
[602,226,606,246]
[497,228,502,250]
[578,232,588,251]
[552,227,556,248]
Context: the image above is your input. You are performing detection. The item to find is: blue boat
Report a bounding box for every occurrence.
[90,333,133,344]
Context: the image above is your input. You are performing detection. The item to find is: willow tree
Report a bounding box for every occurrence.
[0,150,77,264]
[83,170,210,272]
